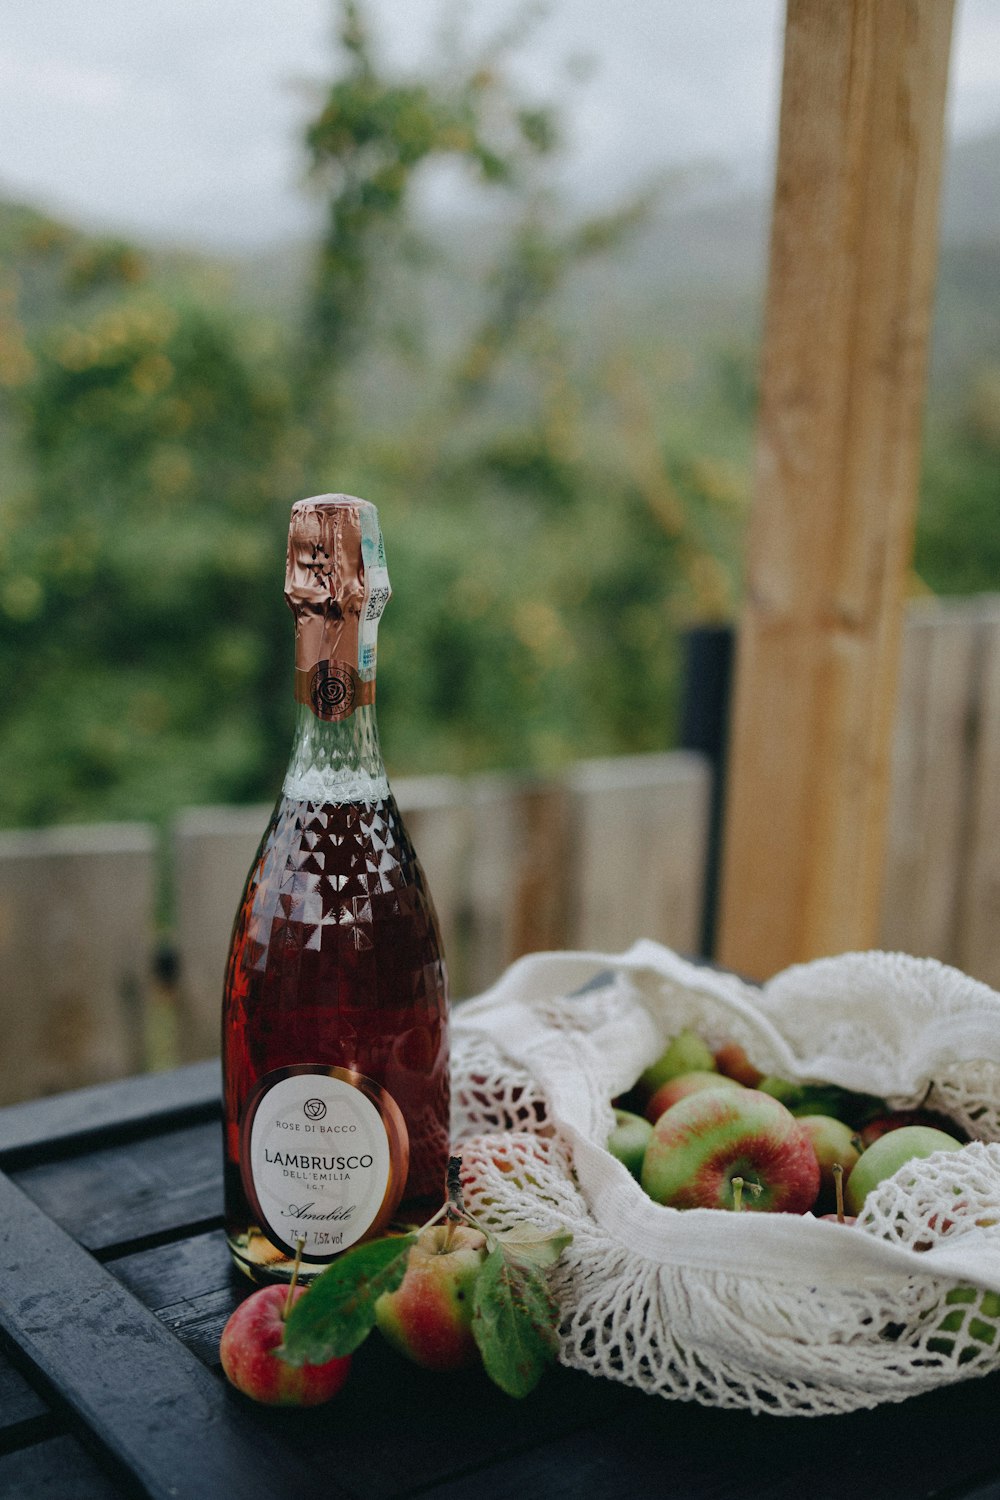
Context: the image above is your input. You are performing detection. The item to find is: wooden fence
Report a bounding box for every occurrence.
[2,595,1000,1107]
[0,824,154,1105]
[170,752,711,1063]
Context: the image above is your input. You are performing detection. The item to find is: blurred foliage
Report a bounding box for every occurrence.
[3,292,298,824]
[915,372,1000,595]
[0,0,994,834]
[299,0,560,406]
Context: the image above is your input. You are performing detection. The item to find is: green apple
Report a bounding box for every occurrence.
[374,1223,488,1372]
[641,1086,821,1213]
[845,1125,964,1217]
[927,1284,1000,1358]
[645,1070,742,1124]
[797,1114,861,1215]
[638,1029,715,1099]
[607,1108,654,1179]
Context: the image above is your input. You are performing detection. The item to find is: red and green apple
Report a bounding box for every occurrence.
[640,1086,821,1213]
[712,1041,764,1088]
[220,1285,352,1405]
[644,1070,742,1124]
[374,1222,488,1372]
[797,1114,861,1214]
[637,1029,715,1100]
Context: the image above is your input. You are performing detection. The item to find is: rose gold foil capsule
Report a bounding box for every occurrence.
[284,494,390,721]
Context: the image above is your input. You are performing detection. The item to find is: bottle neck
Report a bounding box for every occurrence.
[282,701,389,805]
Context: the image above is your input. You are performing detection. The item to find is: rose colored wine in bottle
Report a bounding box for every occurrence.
[222,494,450,1282]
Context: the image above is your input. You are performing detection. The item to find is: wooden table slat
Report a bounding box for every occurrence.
[0,1357,50,1433]
[103,1221,1000,1500]
[105,1229,647,1498]
[411,1372,1000,1500]
[952,1481,1000,1500]
[0,1434,126,1500]
[6,1061,1000,1498]
[110,1231,249,1371]
[11,1119,222,1256]
[0,1060,220,1168]
[0,1170,347,1500]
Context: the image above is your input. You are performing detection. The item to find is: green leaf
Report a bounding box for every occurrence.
[494,1222,573,1268]
[278,1233,416,1366]
[471,1245,561,1398]
[759,1078,885,1127]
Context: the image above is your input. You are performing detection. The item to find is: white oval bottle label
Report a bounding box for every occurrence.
[241,1066,408,1261]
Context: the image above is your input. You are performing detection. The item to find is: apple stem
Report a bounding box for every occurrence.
[731,1176,744,1212]
[832,1161,846,1223]
[406,1159,470,1243]
[440,1155,467,1252]
[406,1155,500,1252]
[282,1236,306,1320]
[413,1201,452,1238]
[446,1155,465,1217]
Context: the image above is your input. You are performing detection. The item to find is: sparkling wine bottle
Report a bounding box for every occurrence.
[222,494,450,1283]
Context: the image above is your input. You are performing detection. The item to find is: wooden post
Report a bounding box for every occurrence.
[717,0,955,978]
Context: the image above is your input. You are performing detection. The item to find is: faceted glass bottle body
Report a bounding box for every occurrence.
[222,705,450,1282]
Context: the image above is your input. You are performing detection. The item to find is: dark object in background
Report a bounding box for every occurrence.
[679,624,734,958]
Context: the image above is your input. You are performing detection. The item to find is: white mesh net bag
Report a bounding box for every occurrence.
[450,940,1000,1417]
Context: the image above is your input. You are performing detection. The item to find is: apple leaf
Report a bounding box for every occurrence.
[278,1233,416,1366]
[471,1244,561,1398]
[760,1078,885,1127]
[493,1222,573,1269]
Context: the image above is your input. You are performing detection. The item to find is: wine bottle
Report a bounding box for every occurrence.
[222,494,450,1283]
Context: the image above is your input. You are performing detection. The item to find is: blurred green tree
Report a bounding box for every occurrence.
[0,0,751,830]
[298,0,560,424]
[915,368,1000,595]
[1,283,298,824]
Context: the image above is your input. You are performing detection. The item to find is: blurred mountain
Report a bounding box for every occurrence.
[2,125,997,410]
[941,126,1000,243]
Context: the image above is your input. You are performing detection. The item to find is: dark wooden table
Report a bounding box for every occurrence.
[3,1062,1000,1500]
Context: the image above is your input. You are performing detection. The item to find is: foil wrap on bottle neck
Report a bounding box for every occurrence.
[284,494,391,721]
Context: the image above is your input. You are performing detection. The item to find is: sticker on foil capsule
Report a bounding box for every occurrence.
[241,1065,408,1261]
[296,659,376,721]
[358,508,390,679]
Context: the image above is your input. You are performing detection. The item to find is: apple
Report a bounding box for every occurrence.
[607,1108,654,1179]
[928,1284,1000,1357]
[374,1222,488,1372]
[640,1086,821,1213]
[817,1161,857,1225]
[845,1125,964,1217]
[713,1041,764,1088]
[797,1115,861,1215]
[220,1285,352,1405]
[857,1110,963,1150]
[645,1070,742,1124]
[637,1029,715,1100]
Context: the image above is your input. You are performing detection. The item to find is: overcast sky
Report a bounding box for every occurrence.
[0,0,997,250]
